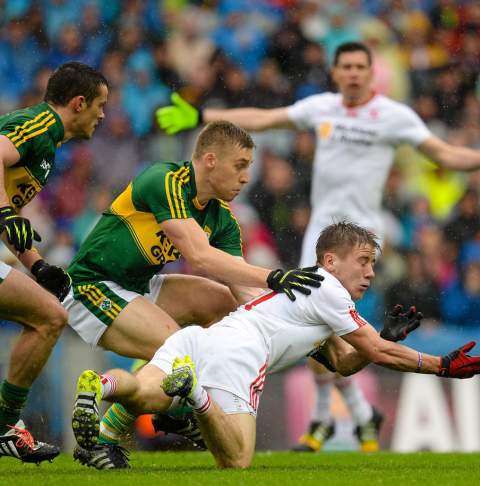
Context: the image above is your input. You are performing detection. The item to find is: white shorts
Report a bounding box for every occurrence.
[150,324,268,414]
[65,275,165,347]
[0,261,12,282]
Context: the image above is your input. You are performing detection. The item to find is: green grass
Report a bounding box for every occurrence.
[1,451,480,485]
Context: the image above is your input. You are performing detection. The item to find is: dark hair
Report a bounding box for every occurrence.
[44,62,108,106]
[316,221,380,263]
[333,42,372,66]
[193,121,255,159]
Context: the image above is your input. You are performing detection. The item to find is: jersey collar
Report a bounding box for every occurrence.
[342,90,377,109]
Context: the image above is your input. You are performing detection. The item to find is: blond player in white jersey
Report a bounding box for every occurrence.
[156,41,480,452]
[69,222,480,469]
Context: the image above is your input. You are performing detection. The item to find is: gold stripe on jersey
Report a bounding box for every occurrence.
[14,116,56,148]
[5,165,43,209]
[77,284,122,320]
[165,166,190,219]
[110,183,180,266]
[6,111,50,142]
[218,199,244,250]
[9,112,54,144]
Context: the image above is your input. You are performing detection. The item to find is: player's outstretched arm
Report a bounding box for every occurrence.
[311,304,423,375]
[156,93,293,134]
[161,218,322,300]
[342,324,480,378]
[419,135,480,172]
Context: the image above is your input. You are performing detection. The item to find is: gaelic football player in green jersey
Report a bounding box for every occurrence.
[0,62,108,463]
[67,121,322,468]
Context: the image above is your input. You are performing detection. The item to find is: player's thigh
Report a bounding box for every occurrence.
[0,266,66,328]
[130,364,172,412]
[155,274,238,326]
[99,297,181,359]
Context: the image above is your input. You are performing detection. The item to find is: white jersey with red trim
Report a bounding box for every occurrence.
[151,268,366,409]
[219,267,365,375]
[287,92,432,265]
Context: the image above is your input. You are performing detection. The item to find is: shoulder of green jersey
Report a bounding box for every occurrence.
[5,110,57,149]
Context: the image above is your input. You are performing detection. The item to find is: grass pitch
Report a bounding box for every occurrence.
[1,451,480,485]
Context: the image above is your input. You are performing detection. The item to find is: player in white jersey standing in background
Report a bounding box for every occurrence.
[70,221,480,469]
[156,41,480,452]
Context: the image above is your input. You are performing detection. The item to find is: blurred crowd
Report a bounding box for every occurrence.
[2,0,480,331]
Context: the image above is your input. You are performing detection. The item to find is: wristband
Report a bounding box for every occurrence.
[416,352,423,373]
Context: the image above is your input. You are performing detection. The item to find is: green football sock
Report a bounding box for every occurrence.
[99,403,137,445]
[0,380,29,434]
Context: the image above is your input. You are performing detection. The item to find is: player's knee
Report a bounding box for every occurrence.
[43,304,68,337]
[199,286,237,325]
[217,455,251,469]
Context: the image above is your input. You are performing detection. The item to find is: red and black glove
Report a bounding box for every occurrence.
[380,304,423,342]
[437,341,480,378]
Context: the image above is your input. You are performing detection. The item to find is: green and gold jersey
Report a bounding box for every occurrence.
[0,101,64,210]
[68,160,243,294]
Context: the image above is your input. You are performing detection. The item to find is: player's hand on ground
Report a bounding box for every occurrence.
[437,341,480,378]
[156,93,202,135]
[267,266,323,302]
[31,259,71,301]
[380,304,423,342]
[0,205,41,253]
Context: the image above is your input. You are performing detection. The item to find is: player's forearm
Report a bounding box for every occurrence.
[323,338,370,376]
[0,163,10,207]
[190,247,270,288]
[370,341,440,374]
[334,350,370,376]
[440,146,480,171]
[203,108,286,131]
[18,248,43,271]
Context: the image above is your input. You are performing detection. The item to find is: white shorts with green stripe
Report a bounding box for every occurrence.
[64,275,165,347]
[0,261,12,283]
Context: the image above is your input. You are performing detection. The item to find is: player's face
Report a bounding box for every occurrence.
[75,83,108,139]
[329,243,376,300]
[210,145,253,201]
[331,51,373,104]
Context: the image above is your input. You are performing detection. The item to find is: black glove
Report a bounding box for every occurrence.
[267,266,323,302]
[31,259,71,301]
[437,341,480,378]
[308,348,336,372]
[380,304,423,342]
[0,205,41,253]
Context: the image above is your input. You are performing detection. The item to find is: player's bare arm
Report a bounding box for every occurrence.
[161,217,270,287]
[156,93,294,134]
[318,335,369,376]
[341,324,440,373]
[419,135,480,172]
[0,135,21,205]
[203,106,294,131]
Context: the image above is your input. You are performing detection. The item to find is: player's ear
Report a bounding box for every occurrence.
[323,252,336,271]
[70,95,86,113]
[204,152,217,169]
